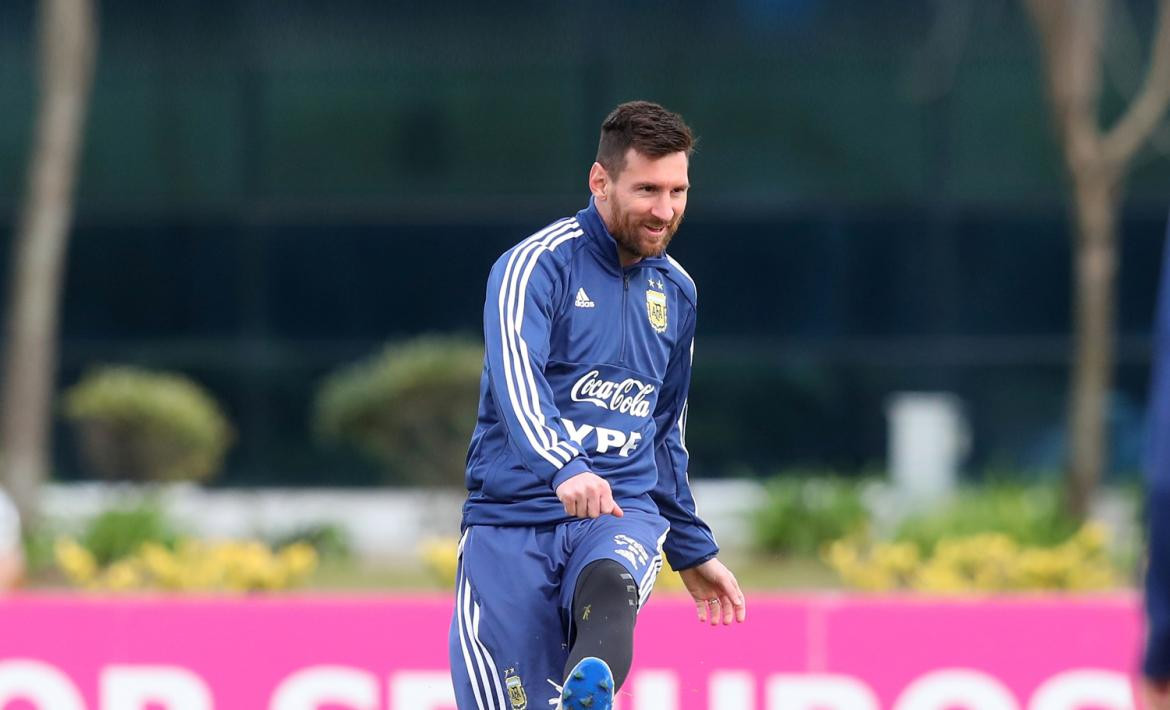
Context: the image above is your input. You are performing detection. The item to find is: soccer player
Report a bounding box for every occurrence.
[449,101,745,710]
[1144,218,1170,710]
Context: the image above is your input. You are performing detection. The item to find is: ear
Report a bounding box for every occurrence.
[588,162,610,200]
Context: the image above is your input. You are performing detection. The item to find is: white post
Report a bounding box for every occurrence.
[886,392,968,508]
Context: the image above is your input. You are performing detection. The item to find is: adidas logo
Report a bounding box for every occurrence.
[574,288,596,308]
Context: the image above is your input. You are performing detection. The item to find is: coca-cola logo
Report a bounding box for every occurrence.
[570,370,655,417]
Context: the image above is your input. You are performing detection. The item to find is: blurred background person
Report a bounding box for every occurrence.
[1144,218,1170,709]
[0,486,23,591]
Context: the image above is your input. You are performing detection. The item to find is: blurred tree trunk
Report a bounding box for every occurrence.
[0,0,98,526]
[1025,0,1170,518]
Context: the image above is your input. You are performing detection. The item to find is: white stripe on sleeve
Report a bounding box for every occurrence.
[496,219,584,467]
[507,224,584,462]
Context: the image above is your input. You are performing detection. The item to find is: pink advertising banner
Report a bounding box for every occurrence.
[0,593,1143,709]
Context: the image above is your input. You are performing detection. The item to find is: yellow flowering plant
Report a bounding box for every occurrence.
[54,537,318,593]
[824,522,1116,593]
[419,537,460,588]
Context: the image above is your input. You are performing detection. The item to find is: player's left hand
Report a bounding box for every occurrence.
[1144,677,1170,709]
[678,558,746,626]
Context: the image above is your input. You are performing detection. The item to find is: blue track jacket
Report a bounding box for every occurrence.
[1147,218,1170,678]
[460,199,719,571]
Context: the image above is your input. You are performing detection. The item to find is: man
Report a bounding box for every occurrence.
[449,101,745,710]
[0,487,22,591]
[1145,218,1170,709]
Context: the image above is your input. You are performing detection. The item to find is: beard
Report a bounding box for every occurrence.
[608,194,684,259]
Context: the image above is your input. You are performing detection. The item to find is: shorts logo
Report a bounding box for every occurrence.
[646,288,667,333]
[505,671,527,709]
[614,534,650,569]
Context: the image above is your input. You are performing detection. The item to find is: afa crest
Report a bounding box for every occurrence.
[645,289,668,333]
[505,672,527,710]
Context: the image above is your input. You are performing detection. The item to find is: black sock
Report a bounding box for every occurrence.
[564,559,639,690]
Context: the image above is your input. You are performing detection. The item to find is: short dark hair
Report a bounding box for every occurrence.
[596,101,695,177]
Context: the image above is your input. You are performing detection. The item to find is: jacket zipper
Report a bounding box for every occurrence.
[619,272,630,364]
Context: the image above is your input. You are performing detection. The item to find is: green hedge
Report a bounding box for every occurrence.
[63,366,233,483]
[894,483,1080,552]
[315,335,483,486]
[79,504,179,567]
[752,475,870,556]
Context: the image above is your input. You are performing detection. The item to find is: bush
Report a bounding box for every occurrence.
[315,335,483,486]
[55,537,317,592]
[22,525,57,575]
[268,523,352,562]
[894,483,1079,553]
[823,482,1117,592]
[752,475,870,556]
[419,536,459,588]
[80,504,178,566]
[63,366,233,483]
[825,523,1115,592]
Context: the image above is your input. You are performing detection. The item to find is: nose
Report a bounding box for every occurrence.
[650,194,674,222]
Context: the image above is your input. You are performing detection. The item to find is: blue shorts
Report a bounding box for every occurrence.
[448,509,669,710]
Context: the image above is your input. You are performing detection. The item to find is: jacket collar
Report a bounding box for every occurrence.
[576,197,670,274]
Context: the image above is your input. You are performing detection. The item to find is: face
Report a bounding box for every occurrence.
[591,148,690,264]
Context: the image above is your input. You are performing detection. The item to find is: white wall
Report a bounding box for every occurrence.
[41,479,766,561]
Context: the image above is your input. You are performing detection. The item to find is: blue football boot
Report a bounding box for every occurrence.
[558,656,614,710]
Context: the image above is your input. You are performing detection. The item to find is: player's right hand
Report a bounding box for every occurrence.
[555,472,624,519]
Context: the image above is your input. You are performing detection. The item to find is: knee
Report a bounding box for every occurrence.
[573,560,638,628]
